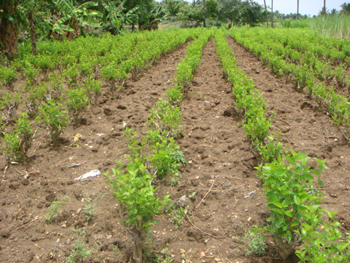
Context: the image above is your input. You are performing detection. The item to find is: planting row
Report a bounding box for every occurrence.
[230,27,350,139]
[215,28,350,262]
[104,30,212,263]
[0,28,202,88]
[0,29,204,165]
[231,27,350,88]
[238,28,350,65]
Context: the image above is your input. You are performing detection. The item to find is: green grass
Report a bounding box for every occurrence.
[283,14,350,39]
[310,14,350,39]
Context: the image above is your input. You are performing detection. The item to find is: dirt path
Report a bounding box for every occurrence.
[227,37,350,233]
[152,39,269,263]
[0,43,188,263]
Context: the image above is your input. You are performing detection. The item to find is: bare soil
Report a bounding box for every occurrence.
[1,37,350,263]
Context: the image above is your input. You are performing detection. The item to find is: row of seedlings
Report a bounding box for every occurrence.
[0,29,201,170]
[230,28,350,139]
[103,29,209,263]
[215,28,350,262]
[230,28,350,87]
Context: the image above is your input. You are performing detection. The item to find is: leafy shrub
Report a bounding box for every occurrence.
[105,158,169,263]
[148,98,182,138]
[38,100,69,146]
[65,88,90,125]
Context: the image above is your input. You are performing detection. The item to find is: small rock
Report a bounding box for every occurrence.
[178,195,188,207]
[92,108,102,115]
[117,105,126,110]
[223,107,237,117]
[222,183,231,189]
[330,193,338,198]
[103,108,113,116]
[204,101,212,110]
[45,193,57,203]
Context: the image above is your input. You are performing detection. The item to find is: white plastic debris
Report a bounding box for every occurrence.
[74,169,101,181]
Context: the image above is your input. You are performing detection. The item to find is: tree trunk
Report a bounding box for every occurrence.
[202,0,206,27]
[0,0,18,59]
[133,237,143,263]
[263,0,268,27]
[28,11,37,55]
[297,0,299,20]
[271,0,274,28]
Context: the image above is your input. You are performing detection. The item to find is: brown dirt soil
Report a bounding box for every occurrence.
[1,36,350,263]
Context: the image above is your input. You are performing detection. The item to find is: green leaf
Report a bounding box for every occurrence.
[294,195,301,206]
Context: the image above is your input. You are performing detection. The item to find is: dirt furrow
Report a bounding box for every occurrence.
[152,39,269,263]
[227,37,350,232]
[0,43,189,263]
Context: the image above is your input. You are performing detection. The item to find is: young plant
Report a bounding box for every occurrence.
[0,66,17,89]
[82,195,95,225]
[257,150,327,261]
[45,196,70,223]
[148,98,182,138]
[38,100,69,146]
[166,85,183,105]
[170,205,190,230]
[0,92,20,123]
[23,64,39,84]
[105,158,170,263]
[84,75,102,105]
[244,228,267,256]
[66,229,93,263]
[65,88,90,125]
[146,130,185,195]
[25,84,46,119]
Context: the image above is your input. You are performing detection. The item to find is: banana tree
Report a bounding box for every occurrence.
[99,0,138,34]
[53,0,102,38]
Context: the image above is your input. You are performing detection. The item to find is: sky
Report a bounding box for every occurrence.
[254,0,348,16]
[160,0,350,17]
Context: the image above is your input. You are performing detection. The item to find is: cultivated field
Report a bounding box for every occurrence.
[1,27,350,263]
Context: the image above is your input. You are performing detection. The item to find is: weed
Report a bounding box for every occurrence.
[66,229,93,263]
[244,228,267,256]
[156,248,173,263]
[45,196,70,223]
[82,195,95,225]
[171,205,190,229]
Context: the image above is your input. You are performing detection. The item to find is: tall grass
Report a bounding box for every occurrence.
[309,14,350,39]
[283,14,350,39]
[282,19,309,28]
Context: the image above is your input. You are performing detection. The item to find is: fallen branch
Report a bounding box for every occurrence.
[185,214,225,239]
[196,179,216,209]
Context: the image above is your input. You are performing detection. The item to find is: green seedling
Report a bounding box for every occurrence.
[0,92,20,123]
[148,98,182,138]
[66,229,93,263]
[38,100,69,146]
[45,196,70,223]
[66,88,90,125]
[105,158,170,263]
[244,228,267,256]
